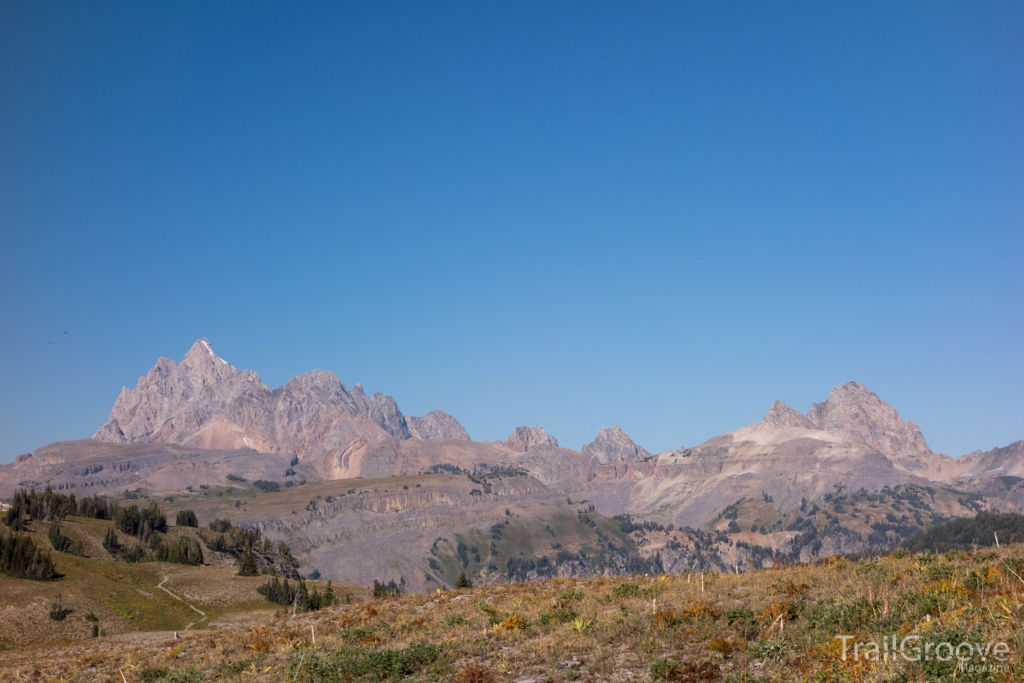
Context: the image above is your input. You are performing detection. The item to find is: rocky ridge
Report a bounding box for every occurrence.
[3,339,1023,590]
[581,426,651,464]
[94,339,469,460]
[501,425,558,453]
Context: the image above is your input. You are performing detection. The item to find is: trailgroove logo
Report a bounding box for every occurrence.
[835,635,1010,671]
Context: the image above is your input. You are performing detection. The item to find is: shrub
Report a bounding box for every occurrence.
[925,562,955,581]
[175,509,198,527]
[751,638,789,662]
[455,572,473,589]
[497,614,527,630]
[138,668,168,682]
[558,588,584,601]
[570,616,592,633]
[612,581,641,598]
[726,607,754,625]
[653,609,679,629]
[681,602,721,622]
[287,643,443,681]
[253,480,280,493]
[162,668,205,683]
[707,637,734,655]
[443,614,468,626]
[538,608,579,625]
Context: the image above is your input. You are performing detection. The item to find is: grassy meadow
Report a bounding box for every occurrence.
[5,543,1024,682]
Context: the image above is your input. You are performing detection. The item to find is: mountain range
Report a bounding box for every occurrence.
[2,338,1021,589]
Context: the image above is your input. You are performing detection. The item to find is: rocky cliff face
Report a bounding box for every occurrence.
[93,339,469,460]
[502,426,558,453]
[407,410,471,441]
[806,382,932,461]
[955,440,1024,483]
[581,426,651,464]
[94,339,265,444]
[761,401,814,429]
[760,384,931,460]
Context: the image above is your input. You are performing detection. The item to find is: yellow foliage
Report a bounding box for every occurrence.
[681,602,720,621]
[758,601,796,622]
[496,614,526,631]
[653,609,677,629]
[707,637,733,655]
[923,580,967,597]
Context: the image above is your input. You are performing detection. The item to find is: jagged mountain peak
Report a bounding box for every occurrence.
[94,339,264,444]
[183,337,220,362]
[757,382,933,466]
[408,410,471,441]
[581,426,650,464]
[761,401,814,429]
[179,338,249,379]
[281,369,345,393]
[808,382,932,459]
[503,426,558,453]
[91,339,469,458]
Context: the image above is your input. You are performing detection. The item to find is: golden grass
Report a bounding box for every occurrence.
[4,545,1024,681]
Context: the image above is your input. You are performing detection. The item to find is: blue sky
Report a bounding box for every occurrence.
[1,1,1021,462]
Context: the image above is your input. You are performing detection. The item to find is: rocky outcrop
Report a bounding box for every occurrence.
[761,401,813,429]
[503,426,558,453]
[407,410,471,441]
[94,339,264,444]
[956,440,1024,482]
[754,383,952,477]
[806,382,932,461]
[581,426,650,464]
[92,339,469,460]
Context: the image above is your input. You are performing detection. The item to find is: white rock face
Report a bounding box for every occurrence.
[93,339,469,459]
[581,426,650,464]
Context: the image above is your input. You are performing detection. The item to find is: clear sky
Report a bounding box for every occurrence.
[1,2,1021,463]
